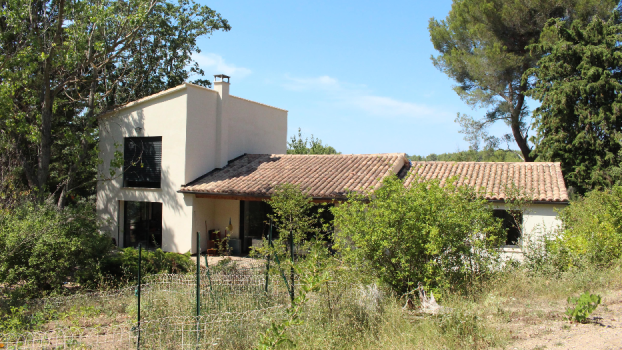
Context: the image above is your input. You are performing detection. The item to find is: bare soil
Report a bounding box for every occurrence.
[503,290,622,350]
[190,255,264,269]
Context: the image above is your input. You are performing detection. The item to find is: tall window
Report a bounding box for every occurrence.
[240,201,273,254]
[124,201,162,249]
[123,137,162,188]
[493,209,522,246]
[239,201,335,255]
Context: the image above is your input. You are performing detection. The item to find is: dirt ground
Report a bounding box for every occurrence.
[505,290,622,350]
[190,255,264,269]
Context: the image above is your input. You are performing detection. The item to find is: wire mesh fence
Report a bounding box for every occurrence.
[1,307,287,349]
[1,264,292,349]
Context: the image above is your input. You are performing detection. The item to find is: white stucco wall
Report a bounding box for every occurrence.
[191,198,240,253]
[97,82,288,254]
[184,85,219,184]
[227,96,288,158]
[492,202,567,260]
[97,88,194,253]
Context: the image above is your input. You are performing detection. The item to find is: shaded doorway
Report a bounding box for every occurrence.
[124,201,163,249]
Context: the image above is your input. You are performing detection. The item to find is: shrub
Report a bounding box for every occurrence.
[566,292,601,323]
[0,201,111,297]
[332,175,504,295]
[99,247,193,283]
[553,186,622,268]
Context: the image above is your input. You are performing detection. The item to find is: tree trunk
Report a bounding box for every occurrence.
[511,122,533,162]
[57,69,98,209]
[510,87,534,162]
[36,0,65,193]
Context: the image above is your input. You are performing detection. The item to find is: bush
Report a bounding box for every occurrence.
[99,247,193,283]
[332,175,504,295]
[553,186,622,268]
[0,201,111,297]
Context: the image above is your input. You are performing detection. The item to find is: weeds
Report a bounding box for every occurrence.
[566,292,601,323]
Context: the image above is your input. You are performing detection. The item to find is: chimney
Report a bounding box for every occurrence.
[214,74,230,168]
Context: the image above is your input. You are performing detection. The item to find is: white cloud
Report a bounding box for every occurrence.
[192,53,252,78]
[282,75,340,91]
[283,75,448,120]
[351,95,438,118]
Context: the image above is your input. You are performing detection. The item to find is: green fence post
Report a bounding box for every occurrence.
[196,232,201,348]
[289,229,295,302]
[265,219,272,294]
[137,243,142,350]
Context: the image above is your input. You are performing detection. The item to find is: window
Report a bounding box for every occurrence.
[240,201,273,254]
[123,137,162,188]
[493,209,522,246]
[239,201,335,255]
[124,201,162,249]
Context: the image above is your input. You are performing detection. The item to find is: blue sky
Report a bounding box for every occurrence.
[193,0,513,156]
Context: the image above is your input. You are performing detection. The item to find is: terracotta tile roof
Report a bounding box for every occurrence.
[181,155,569,203]
[181,153,407,199]
[402,161,569,202]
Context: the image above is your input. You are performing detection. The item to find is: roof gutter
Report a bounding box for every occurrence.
[487,199,570,205]
[177,190,346,202]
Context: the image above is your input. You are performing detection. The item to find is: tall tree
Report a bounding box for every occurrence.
[429,0,616,161]
[0,0,230,207]
[526,15,622,193]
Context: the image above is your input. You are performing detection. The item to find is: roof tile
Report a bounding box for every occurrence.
[181,156,569,202]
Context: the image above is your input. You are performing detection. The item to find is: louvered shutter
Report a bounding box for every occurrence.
[123,137,162,188]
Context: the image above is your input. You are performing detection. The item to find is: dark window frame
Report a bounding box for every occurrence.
[123,201,163,249]
[123,136,162,188]
[493,209,523,246]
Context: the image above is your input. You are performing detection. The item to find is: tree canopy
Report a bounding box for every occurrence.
[409,148,523,162]
[0,0,230,207]
[526,15,622,193]
[429,0,616,162]
[287,128,339,155]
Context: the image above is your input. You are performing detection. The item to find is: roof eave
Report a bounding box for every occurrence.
[486,199,570,205]
[97,83,216,120]
[177,190,346,202]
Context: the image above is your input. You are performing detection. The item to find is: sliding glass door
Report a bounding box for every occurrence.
[124,201,162,249]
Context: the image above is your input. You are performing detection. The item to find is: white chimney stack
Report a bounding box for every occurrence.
[213,74,230,168]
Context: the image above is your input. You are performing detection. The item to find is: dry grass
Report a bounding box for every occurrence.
[3,264,621,349]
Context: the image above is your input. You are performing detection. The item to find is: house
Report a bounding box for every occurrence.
[97,75,569,257]
[97,75,287,254]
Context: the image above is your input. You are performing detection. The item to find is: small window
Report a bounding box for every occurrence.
[123,137,162,188]
[493,209,522,246]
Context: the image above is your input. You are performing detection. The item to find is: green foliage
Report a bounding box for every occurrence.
[287,128,339,155]
[332,174,504,295]
[0,201,111,296]
[99,247,193,283]
[0,0,230,207]
[254,184,331,263]
[410,148,522,162]
[255,242,334,350]
[0,306,44,333]
[429,0,616,161]
[526,15,622,193]
[550,186,622,268]
[566,292,601,323]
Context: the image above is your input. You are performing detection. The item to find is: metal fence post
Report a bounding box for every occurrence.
[196,232,201,348]
[137,243,142,350]
[265,219,272,294]
[289,229,295,302]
